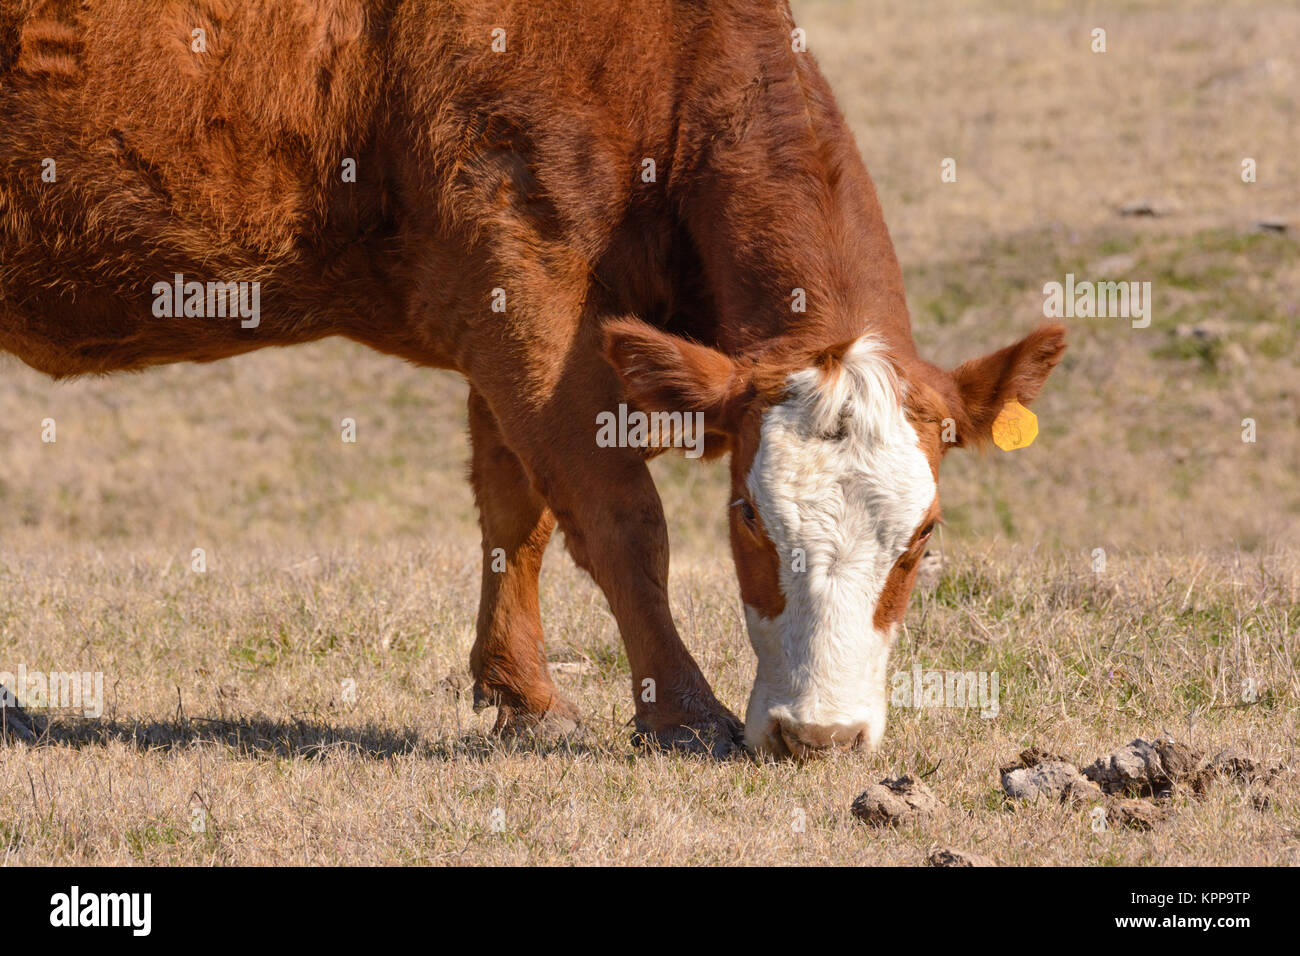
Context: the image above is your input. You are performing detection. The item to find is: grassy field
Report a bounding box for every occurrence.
[1,0,1297,865]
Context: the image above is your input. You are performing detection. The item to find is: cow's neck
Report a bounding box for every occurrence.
[672,17,916,364]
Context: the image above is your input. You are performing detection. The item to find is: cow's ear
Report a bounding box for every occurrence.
[949,324,1066,447]
[602,318,751,439]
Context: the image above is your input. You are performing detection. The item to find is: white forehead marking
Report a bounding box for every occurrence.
[740,337,936,750]
[746,336,936,608]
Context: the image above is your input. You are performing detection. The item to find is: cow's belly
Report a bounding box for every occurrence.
[0,293,296,378]
[0,248,430,377]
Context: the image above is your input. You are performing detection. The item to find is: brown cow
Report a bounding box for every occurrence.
[0,0,1064,757]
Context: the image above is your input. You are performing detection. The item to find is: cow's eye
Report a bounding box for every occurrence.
[733,498,758,527]
[918,521,937,540]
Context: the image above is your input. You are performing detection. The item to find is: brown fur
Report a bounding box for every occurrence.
[1,0,1064,753]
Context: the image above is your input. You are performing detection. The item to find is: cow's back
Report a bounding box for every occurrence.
[0,0,742,376]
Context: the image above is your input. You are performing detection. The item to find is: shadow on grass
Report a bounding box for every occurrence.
[2,702,607,763]
[1,687,748,763]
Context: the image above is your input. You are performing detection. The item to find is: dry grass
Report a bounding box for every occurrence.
[1,0,1297,865]
[813,0,1300,260]
[1,546,1295,865]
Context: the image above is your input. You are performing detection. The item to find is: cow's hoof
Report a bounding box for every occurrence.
[475,684,583,743]
[632,709,744,760]
[0,687,41,744]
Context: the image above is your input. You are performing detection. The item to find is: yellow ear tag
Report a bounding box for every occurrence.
[991,400,1038,451]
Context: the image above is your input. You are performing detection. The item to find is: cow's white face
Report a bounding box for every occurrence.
[603,316,1066,761]
[731,340,937,757]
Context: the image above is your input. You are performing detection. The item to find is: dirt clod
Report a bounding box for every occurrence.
[1209,748,1283,784]
[927,846,995,867]
[1118,199,1174,217]
[1083,738,1172,797]
[999,746,1068,774]
[1002,760,1102,804]
[1107,798,1167,830]
[1154,737,1214,794]
[851,776,942,827]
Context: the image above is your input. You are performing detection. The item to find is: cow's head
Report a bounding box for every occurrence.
[604,319,1065,759]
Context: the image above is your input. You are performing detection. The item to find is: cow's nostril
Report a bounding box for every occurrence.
[775,720,868,760]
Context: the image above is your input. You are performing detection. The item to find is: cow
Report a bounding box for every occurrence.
[0,0,1064,757]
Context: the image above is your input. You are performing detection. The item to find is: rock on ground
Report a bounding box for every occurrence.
[851,776,942,827]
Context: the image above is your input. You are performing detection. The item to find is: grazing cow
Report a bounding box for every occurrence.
[0,0,1064,757]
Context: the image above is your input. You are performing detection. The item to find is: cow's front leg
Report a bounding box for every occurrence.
[467,389,580,737]
[469,354,743,758]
